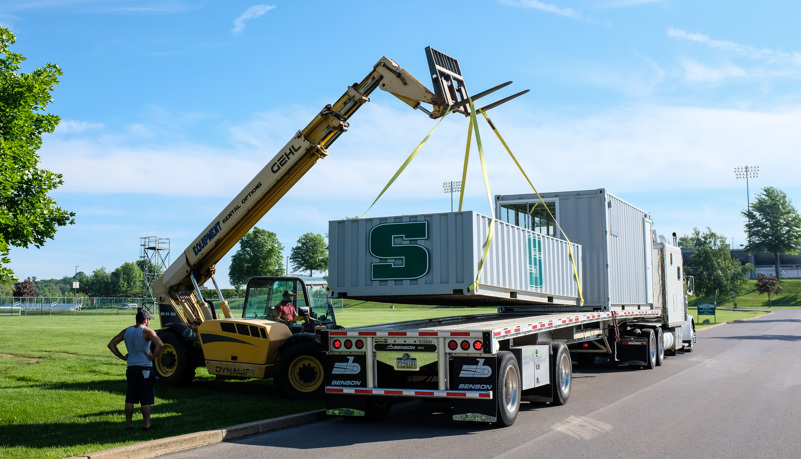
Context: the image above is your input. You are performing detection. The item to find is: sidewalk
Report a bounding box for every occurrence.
[70,410,326,459]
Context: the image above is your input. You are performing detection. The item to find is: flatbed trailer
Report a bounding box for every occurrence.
[323,307,684,426]
[323,189,696,426]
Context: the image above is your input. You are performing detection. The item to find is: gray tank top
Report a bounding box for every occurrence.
[124,326,152,367]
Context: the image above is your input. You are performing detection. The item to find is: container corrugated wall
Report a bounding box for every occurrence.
[495,189,654,311]
[328,211,581,307]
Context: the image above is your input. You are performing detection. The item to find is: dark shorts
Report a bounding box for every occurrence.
[126,365,155,405]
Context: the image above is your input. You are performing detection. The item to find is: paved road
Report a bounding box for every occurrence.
[160,310,801,459]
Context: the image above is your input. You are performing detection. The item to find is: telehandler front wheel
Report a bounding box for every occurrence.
[154,331,195,386]
[274,341,325,399]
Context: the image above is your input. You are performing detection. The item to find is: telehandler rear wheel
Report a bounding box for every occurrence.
[274,341,325,399]
[154,331,195,386]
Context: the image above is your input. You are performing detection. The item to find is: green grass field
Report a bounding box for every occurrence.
[689,278,801,309]
[0,306,495,458]
[0,293,787,458]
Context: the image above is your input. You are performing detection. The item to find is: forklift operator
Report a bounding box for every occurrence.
[272,291,297,324]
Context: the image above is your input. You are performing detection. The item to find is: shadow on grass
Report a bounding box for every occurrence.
[0,377,322,453]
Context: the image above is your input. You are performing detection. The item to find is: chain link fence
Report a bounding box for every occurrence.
[0,296,251,317]
[0,296,148,316]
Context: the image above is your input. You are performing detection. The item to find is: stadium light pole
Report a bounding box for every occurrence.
[734,165,759,245]
[443,181,462,212]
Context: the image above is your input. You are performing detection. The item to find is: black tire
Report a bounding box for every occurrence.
[154,331,195,386]
[643,329,657,369]
[496,351,521,427]
[551,343,572,406]
[274,340,325,399]
[655,328,664,366]
[365,396,393,420]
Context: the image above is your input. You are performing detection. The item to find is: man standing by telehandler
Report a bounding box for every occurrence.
[108,308,163,430]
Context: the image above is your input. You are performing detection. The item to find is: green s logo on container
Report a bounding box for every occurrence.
[369,221,429,280]
[527,234,544,288]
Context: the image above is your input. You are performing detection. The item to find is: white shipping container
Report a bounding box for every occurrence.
[496,189,655,311]
[328,211,582,307]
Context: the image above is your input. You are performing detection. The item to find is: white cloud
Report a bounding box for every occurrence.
[232,4,275,35]
[676,58,747,83]
[601,0,667,7]
[56,120,104,134]
[668,27,801,82]
[40,101,801,201]
[498,0,587,21]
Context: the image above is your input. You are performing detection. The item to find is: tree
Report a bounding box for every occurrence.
[290,232,328,277]
[13,278,36,297]
[685,227,753,298]
[743,187,801,279]
[755,273,782,307]
[84,268,112,297]
[112,262,143,297]
[33,278,60,297]
[228,227,284,290]
[677,234,697,249]
[0,27,75,282]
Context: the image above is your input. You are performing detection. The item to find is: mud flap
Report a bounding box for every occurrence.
[325,354,367,416]
[617,340,648,365]
[451,356,497,423]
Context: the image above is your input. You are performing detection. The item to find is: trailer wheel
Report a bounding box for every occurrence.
[496,351,521,427]
[274,341,325,399]
[655,328,665,366]
[643,329,657,369]
[154,331,195,386]
[551,343,572,406]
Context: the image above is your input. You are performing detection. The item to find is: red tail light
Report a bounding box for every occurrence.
[473,340,483,351]
[332,339,342,349]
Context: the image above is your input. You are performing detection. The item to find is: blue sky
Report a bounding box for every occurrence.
[4,0,800,289]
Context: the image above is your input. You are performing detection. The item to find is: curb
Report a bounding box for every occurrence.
[71,410,327,459]
[696,309,773,332]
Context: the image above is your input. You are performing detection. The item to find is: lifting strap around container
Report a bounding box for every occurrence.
[477,110,585,306]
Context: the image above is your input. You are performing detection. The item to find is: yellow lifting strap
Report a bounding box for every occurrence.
[360,107,452,218]
[478,110,584,305]
[457,117,472,212]
[466,98,495,293]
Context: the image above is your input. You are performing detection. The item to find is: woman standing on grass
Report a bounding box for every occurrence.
[107,308,163,430]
